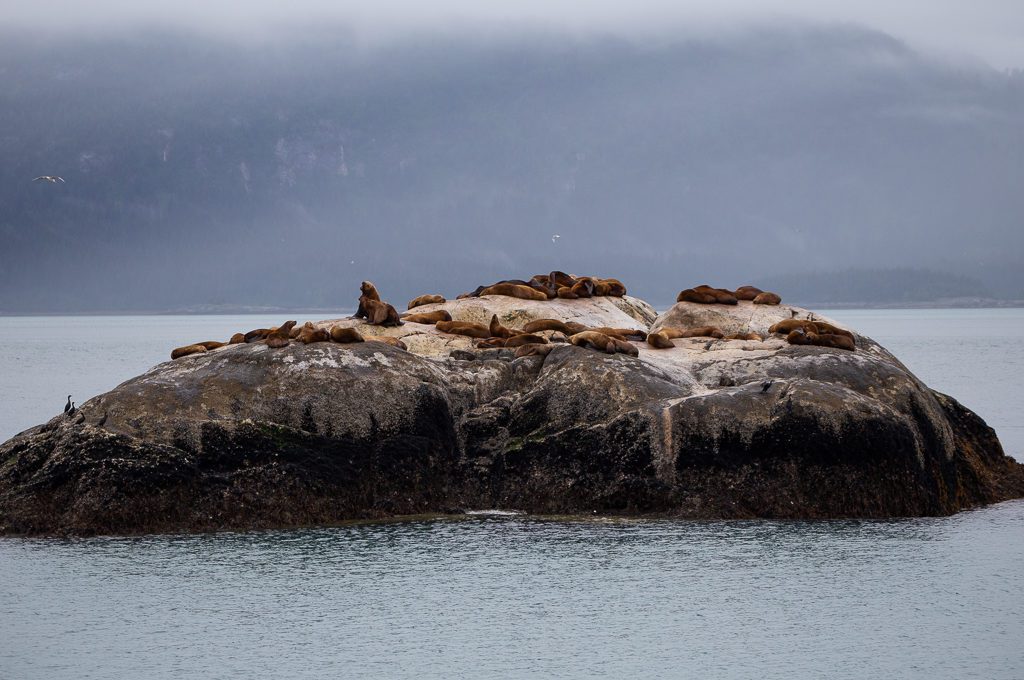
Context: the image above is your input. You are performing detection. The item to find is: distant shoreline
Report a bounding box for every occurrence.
[1,299,1023,317]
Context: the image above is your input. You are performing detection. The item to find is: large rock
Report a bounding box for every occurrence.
[1,296,1021,535]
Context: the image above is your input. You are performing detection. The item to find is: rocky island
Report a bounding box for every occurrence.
[2,280,1022,536]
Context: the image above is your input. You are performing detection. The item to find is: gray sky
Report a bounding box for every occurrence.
[5,0,1024,68]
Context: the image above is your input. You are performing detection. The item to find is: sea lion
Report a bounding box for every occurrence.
[407,294,445,310]
[523,319,574,334]
[676,288,716,304]
[298,322,330,344]
[363,299,403,327]
[753,292,782,305]
[734,285,764,301]
[598,278,627,297]
[244,328,272,343]
[609,337,639,357]
[677,286,738,305]
[353,280,382,319]
[436,320,492,338]
[548,271,576,288]
[588,326,647,341]
[515,343,557,358]
[478,283,548,301]
[556,286,579,299]
[503,334,548,348]
[457,285,487,299]
[527,276,558,298]
[570,331,618,354]
[197,341,226,350]
[660,326,725,339]
[364,335,408,350]
[570,277,596,298]
[265,320,297,348]
[489,315,518,339]
[402,310,452,324]
[475,337,507,349]
[289,325,303,339]
[812,321,855,340]
[769,319,818,335]
[786,329,855,351]
[330,325,364,343]
[229,333,246,344]
[724,331,764,341]
[171,344,208,359]
[646,331,675,349]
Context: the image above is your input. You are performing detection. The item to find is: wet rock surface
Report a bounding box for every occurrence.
[2,298,1022,535]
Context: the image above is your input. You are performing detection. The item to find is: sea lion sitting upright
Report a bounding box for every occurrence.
[734,285,764,301]
[171,344,208,359]
[436,320,492,338]
[401,310,452,324]
[478,283,548,301]
[265,320,297,348]
[407,294,445,310]
[753,292,782,305]
[352,280,381,319]
[330,325,364,343]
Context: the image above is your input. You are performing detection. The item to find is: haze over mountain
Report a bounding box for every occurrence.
[2,21,1022,312]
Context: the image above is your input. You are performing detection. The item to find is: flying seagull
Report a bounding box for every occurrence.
[551,234,560,244]
[34,176,65,183]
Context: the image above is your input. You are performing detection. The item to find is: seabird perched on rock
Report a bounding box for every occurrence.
[64,395,72,414]
[761,380,774,393]
[33,176,65,183]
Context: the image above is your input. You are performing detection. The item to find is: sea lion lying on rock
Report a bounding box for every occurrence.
[677,285,738,305]
[786,329,855,351]
[364,335,408,350]
[587,326,647,341]
[170,344,208,359]
[298,322,331,344]
[330,326,364,343]
[724,331,764,341]
[503,334,548,348]
[402,310,452,324]
[229,333,246,344]
[407,294,445,310]
[645,326,726,349]
[522,319,589,335]
[734,285,763,301]
[479,283,549,301]
[515,343,557,358]
[489,315,518,339]
[753,292,782,305]
[436,320,492,339]
[570,331,639,356]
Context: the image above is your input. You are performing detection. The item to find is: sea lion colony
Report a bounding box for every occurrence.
[169,276,854,360]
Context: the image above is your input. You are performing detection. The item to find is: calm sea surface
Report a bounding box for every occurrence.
[0,309,1022,679]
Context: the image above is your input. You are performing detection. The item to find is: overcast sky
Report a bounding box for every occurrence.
[5,0,1024,69]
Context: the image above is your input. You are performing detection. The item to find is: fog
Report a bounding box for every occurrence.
[1,19,1022,312]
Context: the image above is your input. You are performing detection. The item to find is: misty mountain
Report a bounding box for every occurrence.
[1,25,1022,312]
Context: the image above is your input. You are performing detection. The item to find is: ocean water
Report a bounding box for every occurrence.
[0,310,1022,678]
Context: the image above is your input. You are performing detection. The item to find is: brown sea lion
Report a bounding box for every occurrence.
[753,292,782,305]
[402,310,452,324]
[436,320,492,338]
[244,328,272,343]
[503,334,549,348]
[353,280,381,319]
[556,286,579,299]
[676,288,717,304]
[724,331,764,341]
[527,276,558,299]
[289,325,303,339]
[812,321,855,340]
[646,331,675,349]
[298,322,331,344]
[769,319,819,335]
[265,320,297,348]
[364,299,403,327]
[570,331,617,354]
[588,327,647,341]
[570,277,596,298]
[694,285,739,305]
[229,333,246,344]
[478,283,548,301]
[786,329,855,351]
[364,335,408,350]
[171,344,208,360]
[407,294,445,310]
[661,326,725,339]
[549,271,576,288]
[609,337,639,357]
[523,319,574,334]
[197,341,226,350]
[599,278,627,297]
[457,285,487,299]
[734,285,764,301]
[475,338,507,349]
[330,325,365,343]
[515,343,557,358]
[489,315,517,339]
